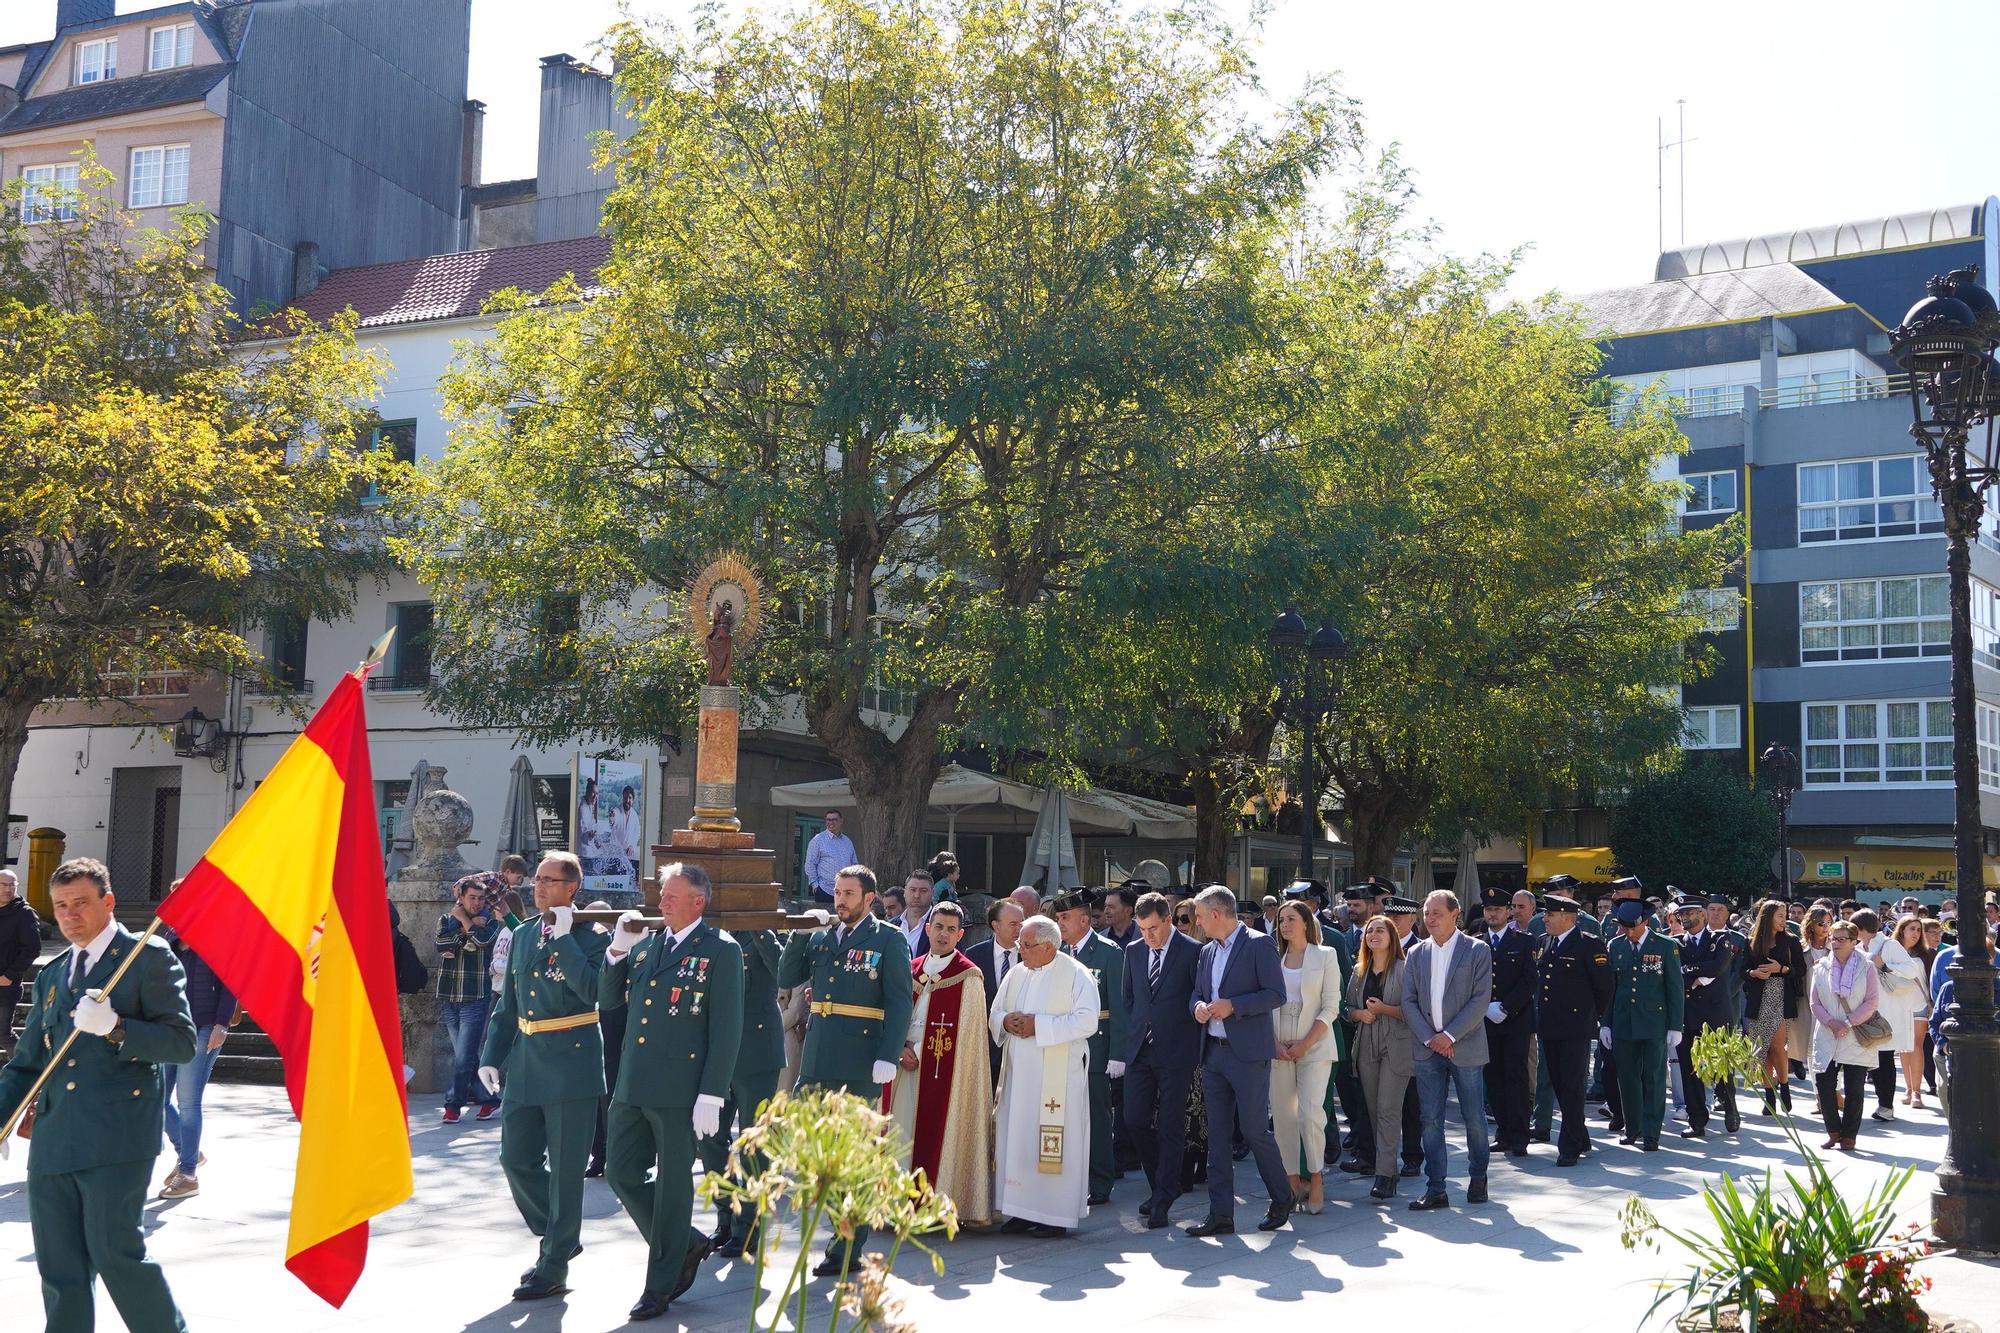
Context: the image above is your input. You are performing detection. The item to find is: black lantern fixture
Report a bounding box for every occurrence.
[1888,265,2000,1251]
[1269,606,1347,884]
[171,706,231,772]
[1759,742,1798,899]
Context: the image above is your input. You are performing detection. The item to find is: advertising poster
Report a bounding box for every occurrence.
[572,755,645,903]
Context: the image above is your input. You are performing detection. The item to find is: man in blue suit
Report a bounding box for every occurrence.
[1121,891,1203,1229]
[1184,884,1294,1236]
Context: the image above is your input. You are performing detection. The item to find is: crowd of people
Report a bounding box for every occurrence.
[4,846,1997,1329]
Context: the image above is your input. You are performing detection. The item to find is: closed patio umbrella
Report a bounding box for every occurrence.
[495,754,542,869]
[1024,786,1081,892]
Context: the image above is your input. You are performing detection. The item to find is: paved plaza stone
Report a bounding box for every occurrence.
[4,1083,1997,1331]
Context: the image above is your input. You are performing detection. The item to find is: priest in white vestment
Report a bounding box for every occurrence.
[988,915,1099,1236]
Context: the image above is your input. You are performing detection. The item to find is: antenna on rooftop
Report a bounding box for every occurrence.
[1658,100,1696,255]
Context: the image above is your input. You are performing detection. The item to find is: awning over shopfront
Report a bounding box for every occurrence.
[1796,848,2000,892]
[1526,845,1622,884]
[766,763,1196,841]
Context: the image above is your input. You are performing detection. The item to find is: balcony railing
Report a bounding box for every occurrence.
[1589,372,1914,425]
[366,670,435,693]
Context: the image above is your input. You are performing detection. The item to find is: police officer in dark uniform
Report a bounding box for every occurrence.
[1535,893,1611,1165]
[1480,886,1537,1156]
[1675,893,1742,1137]
[1597,874,1645,1135]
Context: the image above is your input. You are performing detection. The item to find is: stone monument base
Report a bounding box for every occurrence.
[653,830,788,932]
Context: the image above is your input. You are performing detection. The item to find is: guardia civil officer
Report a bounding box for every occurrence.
[1596,874,1645,1134]
[600,863,744,1321]
[1480,885,1537,1156]
[778,864,913,1277]
[1535,893,1612,1165]
[0,858,195,1333]
[1603,897,1683,1151]
[1053,888,1127,1204]
[1675,893,1743,1138]
[479,851,610,1302]
[698,918,784,1259]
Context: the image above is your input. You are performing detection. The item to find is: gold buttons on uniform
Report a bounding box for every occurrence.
[66,1058,76,1067]
[132,1089,141,1097]
[65,1081,76,1090]
[638,1037,647,1044]
[644,999,652,1006]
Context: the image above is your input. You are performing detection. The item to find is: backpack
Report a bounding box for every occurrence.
[391,928,429,995]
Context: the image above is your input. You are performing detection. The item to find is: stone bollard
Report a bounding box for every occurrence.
[386,767,478,1095]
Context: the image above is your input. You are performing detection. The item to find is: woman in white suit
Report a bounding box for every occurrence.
[1270,900,1343,1214]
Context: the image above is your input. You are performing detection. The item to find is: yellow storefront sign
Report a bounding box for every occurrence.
[1526,846,1621,883]
[1798,849,2000,891]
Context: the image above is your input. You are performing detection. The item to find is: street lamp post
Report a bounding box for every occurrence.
[1761,742,1798,900]
[1269,606,1346,884]
[1889,267,2000,1251]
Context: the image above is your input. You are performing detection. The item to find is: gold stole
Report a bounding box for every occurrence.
[1035,960,1077,1175]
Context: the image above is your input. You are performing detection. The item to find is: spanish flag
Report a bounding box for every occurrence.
[157,671,410,1307]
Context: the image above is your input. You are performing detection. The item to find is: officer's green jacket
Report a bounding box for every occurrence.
[481,918,610,1103]
[777,914,912,1089]
[600,920,743,1108]
[0,925,195,1175]
[1068,931,1127,1074]
[733,929,785,1079]
[1607,928,1686,1040]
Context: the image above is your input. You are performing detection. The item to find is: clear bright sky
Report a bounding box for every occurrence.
[8,0,2000,298]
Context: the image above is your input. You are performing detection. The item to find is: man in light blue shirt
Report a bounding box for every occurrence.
[802,811,856,903]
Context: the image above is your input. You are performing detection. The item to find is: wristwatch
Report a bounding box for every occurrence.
[104,1019,127,1049]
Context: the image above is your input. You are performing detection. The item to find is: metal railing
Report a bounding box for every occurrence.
[1756,373,1910,411]
[365,671,435,693]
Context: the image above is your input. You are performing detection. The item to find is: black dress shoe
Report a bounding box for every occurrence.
[1087,1191,1111,1206]
[1506,1145,1529,1158]
[812,1254,847,1278]
[1605,1115,1625,1132]
[1527,1130,1552,1144]
[1024,1223,1068,1239]
[1680,1127,1706,1140]
[1232,1143,1250,1162]
[1184,1216,1235,1237]
[629,1291,671,1322]
[1554,1154,1580,1168]
[512,1277,568,1302]
[1464,1178,1488,1205]
[716,1236,747,1259]
[1618,1133,1637,1146]
[1144,1211,1171,1230]
[1407,1192,1450,1212]
[1000,1216,1036,1234]
[521,1244,583,1283]
[1724,1109,1741,1133]
[1258,1199,1293,1231]
[1640,1138,1660,1152]
[1338,1153,1370,1174]
[1399,1161,1422,1178]
[670,1234,713,1300]
[706,1224,732,1248]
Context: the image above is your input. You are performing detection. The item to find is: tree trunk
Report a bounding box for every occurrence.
[1190,766,1235,883]
[1344,784,1423,880]
[842,748,945,884]
[0,692,37,850]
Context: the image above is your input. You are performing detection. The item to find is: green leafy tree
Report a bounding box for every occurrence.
[1609,758,1779,900]
[0,156,388,828]
[398,0,1354,872]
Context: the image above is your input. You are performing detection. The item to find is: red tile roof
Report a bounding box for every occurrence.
[287,235,613,331]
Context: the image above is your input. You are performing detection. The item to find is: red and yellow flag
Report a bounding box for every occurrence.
[158,671,410,1307]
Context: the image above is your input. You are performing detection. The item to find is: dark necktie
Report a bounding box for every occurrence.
[834,925,846,950]
[71,950,88,990]
[1149,947,1163,992]
[999,949,1013,984]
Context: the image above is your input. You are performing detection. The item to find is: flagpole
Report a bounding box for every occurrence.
[1,915,170,1146]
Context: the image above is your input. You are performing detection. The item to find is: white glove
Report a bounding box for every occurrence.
[806,908,833,927]
[692,1094,724,1139]
[609,909,649,958]
[1667,1030,1683,1050]
[1599,1026,1613,1050]
[1486,1002,1506,1024]
[1107,1060,1126,1078]
[478,1066,502,1098]
[546,905,574,938]
[1694,977,1713,988]
[871,1060,897,1085]
[73,995,117,1036]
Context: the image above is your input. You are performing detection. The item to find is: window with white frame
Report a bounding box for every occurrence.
[1798,455,1942,543]
[128,145,190,208]
[1804,700,1952,786]
[1800,575,1949,663]
[1977,582,2000,672]
[1981,703,2000,794]
[149,23,196,70]
[20,164,80,224]
[1684,705,1741,750]
[74,36,116,83]
[1683,470,1738,515]
[1684,587,1742,632]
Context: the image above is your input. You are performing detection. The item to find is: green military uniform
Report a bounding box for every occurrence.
[778,913,913,1264]
[697,927,784,1245]
[601,920,744,1305]
[481,917,610,1288]
[0,925,195,1333]
[1606,925,1685,1146]
[1068,929,1127,1198]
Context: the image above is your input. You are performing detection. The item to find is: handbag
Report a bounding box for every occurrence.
[1836,979,1893,1050]
[1875,955,1918,998]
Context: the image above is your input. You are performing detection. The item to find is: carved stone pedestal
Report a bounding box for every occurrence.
[386,766,477,1096]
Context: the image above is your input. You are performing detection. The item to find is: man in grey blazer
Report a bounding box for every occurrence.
[1184,885,1295,1236]
[1401,889,1494,1211]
